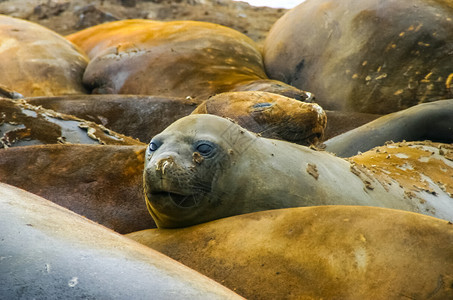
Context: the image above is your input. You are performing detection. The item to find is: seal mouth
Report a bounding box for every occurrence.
[151,191,198,208]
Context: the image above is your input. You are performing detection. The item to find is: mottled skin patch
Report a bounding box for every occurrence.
[0,98,142,148]
[306,163,319,179]
[127,206,453,299]
[349,141,453,197]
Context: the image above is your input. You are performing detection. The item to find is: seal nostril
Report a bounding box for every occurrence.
[155,156,175,175]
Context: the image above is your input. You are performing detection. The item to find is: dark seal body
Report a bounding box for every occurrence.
[26,94,198,143]
[0,144,151,234]
[264,0,453,113]
[325,99,453,157]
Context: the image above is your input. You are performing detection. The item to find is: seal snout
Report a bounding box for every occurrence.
[155,156,175,175]
[145,153,197,199]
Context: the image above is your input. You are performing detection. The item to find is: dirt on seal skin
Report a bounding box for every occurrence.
[0,0,287,46]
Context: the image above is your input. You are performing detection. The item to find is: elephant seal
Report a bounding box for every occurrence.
[192,91,326,145]
[0,98,142,148]
[264,0,453,113]
[324,99,453,157]
[127,206,453,299]
[66,19,312,101]
[0,182,241,299]
[0,144,151,234]
[0,15,88,96]
[143,114,453,228]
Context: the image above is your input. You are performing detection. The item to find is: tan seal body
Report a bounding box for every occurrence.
[128,206,453,299]
[0,15,88,96]
[67,19,312,101]
[0,144,152,233]
[264,0,453,113]
[0,183,242,299]
[0,98,142,147]
[192,91,326,145]
[143,114,453,228]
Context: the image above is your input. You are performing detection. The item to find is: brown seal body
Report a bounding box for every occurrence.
[323,110,381,141]
[192,91,326,145]
[264,0,453,113]
[143,114,453,228]
[0,182,242,299]
[66,19,312,101]
[127,206,453,299]
[26,94,198,143]
[0,144,151,233]
[0,15,88,96]
[0,98,142,147]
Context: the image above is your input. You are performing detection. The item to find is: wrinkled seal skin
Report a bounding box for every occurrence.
[325,99,453,157]
[26,94,197,143]
[0,183,242,299]
[0,144,152,234]
[143,114,453,228]
[127,206,453,300]
[66,19,312,101]
[264,0,453,113]
[191,91,326,145]
[0,98,142,148]
[0,15,88,96]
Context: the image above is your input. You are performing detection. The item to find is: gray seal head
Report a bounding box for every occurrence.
[143,114,257,228]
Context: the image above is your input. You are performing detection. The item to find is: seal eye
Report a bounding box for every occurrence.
[148,140,161,152]
[253,102,273,108]
[195,141,215,156]
[197,143,212,154]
